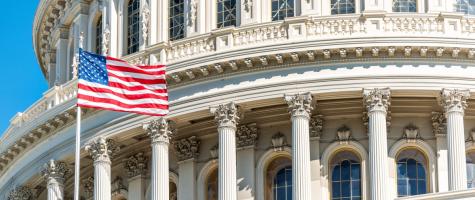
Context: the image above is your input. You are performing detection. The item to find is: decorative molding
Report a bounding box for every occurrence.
[8,186,33,200]
[85,137,120,163]
[124,152,148,178]
[141,0,150,45]
[111,176,128,197]
[310,115,324,138]
[336,125,351,144]
[42,159,71,184]
[102,25,110,55]
[271,132,287,152]
[189,0,197,27]
[211,102,240,129]
[82,176,94,198]
[403,124,420,143]
[236,123,258,149]
[284,92,313,119]
[174,136,200,161]
[144,118,175,144]
[439,88,470,113]
[432,112,446,136]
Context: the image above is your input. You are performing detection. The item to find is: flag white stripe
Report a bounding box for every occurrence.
[78,89,169,105]
[108,76,167,89]
[78,99,169,115]
[79,80,168,96]
[106,60,165,72]
[108,68,166,80]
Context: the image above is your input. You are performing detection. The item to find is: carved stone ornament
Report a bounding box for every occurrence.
[111,176,127,196]
[439,89,470,113]
[85,137,120,163]
[102,24,110,55]
[284,92,313,119]
[210,144,219,159]
[211,102,240,129]
[144,118,175,144]
[170,192,178,200]
[432,112,446,136]
[8,186,33,200]
[310,115,324,138]
[141,0,150,45]
[272,132,287,152]
[125,152,148,178]
[174,136,200,161]
[82,176,94,198]
[236,124,258,148]
[42,160,71,184]
[403,124,420,142]
[243,0,252,12]
[337,125,351,144]
[363,88,391,113]
[189,0,197,26]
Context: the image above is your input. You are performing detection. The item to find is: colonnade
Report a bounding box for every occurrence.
[30,88,470,200]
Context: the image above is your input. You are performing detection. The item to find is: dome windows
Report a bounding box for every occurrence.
[393,0,417,12]
[330,151,362,200]
[331,0,356,15]
[169,0,185,41]
[217,0,237,28]
[127,0,140,54]
[95,16,103,55]
[455,0,475,15]
[271,0,295,21]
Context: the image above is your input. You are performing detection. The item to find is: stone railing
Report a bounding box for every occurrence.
[396,189,475,200]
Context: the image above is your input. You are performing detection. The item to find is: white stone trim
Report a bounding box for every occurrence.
[388,139,437,199]
[256,147,291,200]
[321,141,369,200]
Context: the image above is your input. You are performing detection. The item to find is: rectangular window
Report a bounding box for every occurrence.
[217,0,236,28]
[271,0,295,21]
[127,0,140,54]
[169,0,185,41]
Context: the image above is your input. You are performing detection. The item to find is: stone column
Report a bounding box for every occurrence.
[42,160,71,200]
[310,115,323,200]
[440,88,470,191]
[150,0,169,44]
[432,112,449,192]
[7,186,33,200]
[125,152,148,200]
[211,102,241,200]
[174,136,200,200]
[236,123,258,200]
[363,88,391,200]
[85,137,120,200]
[145,118,175,200]
[284,93,313,200]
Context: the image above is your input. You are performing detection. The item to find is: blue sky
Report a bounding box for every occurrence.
[0,0,47,136]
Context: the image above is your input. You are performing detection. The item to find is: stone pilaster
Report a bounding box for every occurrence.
[363,88,390,200]
[8,186,33,200]
[440,88,470,191]
[145,118,175,200]
[85,137,120,200]
[42,160,71,200]
[236,123,258,200]
[433,112,449,192]
[284,92,313,200]
[174,136,200,200]
[211,102,241,200]
[125,152,148,200]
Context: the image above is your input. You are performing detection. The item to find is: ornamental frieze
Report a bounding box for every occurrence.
[174,136,200,161]
[236,123,258,148]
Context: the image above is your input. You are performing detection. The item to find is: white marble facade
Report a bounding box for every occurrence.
[4,0,475,200]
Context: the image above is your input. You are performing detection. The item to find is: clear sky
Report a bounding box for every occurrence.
[0,0,47,136]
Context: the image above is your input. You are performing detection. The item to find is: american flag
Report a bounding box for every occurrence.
[77,49,168,116]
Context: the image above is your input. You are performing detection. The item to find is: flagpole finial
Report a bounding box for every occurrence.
[79,32,84,49]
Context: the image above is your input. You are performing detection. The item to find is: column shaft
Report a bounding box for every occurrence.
[94,161,112,200]
[218,126,237,200]
[292,116,311,200]
[368,110,389,200]
[151,142,169,200]
[447,111,468,190]
[47,181,63,200]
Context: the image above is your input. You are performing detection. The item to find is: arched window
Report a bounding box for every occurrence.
[271,0,295,21]
[266,156,292,200]
[397,149,427,197]
[169,0,185,41]
[206,168,218,200]
[467,151,475,188]
[96,16,103,54]
[330,151,361,200]
[392,0,417,12]
[331,0,356,15]
[127,0,140,54]
[217,0,237,28]
[455,0,475,15]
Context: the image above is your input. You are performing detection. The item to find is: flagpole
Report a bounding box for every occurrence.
[73,32,84,200]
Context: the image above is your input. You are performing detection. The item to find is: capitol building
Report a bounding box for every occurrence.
[5,0,475,200]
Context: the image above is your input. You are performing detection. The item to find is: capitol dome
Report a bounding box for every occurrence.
[3,0,475,199]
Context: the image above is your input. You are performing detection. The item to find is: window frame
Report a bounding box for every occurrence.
[216,0,237,28]
[395,147,429,197]
[392,0,418,13]
[169,0,186,41]
[271,0,296,21]
[95,15,103,55]
[330,0,357,15]
[455,0,475,15]
[126,0,141,55]
[329,150,363,200]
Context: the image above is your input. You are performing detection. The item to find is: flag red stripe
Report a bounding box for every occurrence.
[78,83,168,101]
[106,65,166,76]
[78,103,167,116]
[107,81,168,93]
[78,94,169,109]
[108,73,167,84]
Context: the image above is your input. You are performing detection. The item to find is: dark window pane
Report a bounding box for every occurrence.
[398,180,408,197]
[332,182,341,197]
[409,180,417,195]
[418,180,426,194]
[341,181,350,197]
[331,0,356,15]
[351,180,361,196]
[351,164,360,179]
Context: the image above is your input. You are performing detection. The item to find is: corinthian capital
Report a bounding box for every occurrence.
[363,88,391,113]
[125,152,148,178]
[8,186,33,200]
[85,137,120,163]
[432,112,446,136]
[236,123,258,148]
[174,136,200,161]
[284,92,313,119]
[211,102,240,129]
[439,89,470,113]
[42,160,71,185]
[145,118,175,144]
